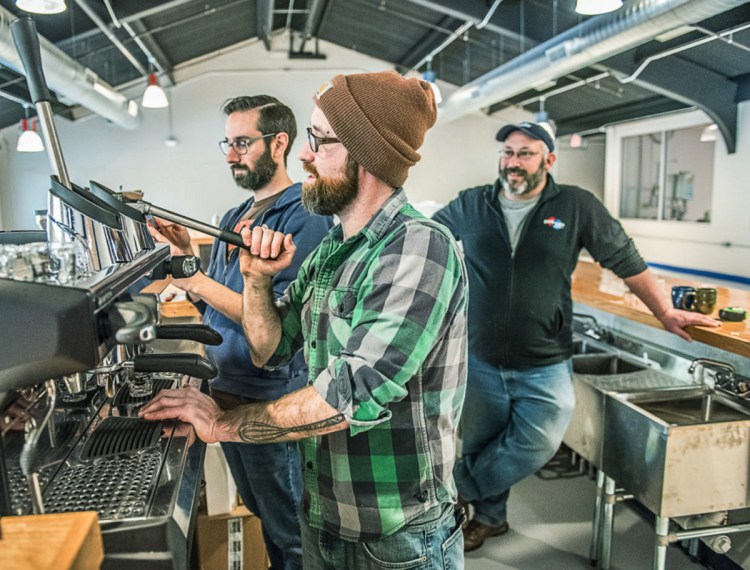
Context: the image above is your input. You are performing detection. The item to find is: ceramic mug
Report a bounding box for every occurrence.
[671,286,696,310]
[693,287,718,315]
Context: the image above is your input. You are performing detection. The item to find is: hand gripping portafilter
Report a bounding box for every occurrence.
[11,18,132,270]
[133,201,250,251]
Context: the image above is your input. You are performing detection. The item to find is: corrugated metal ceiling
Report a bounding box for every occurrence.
[0,0,748,141]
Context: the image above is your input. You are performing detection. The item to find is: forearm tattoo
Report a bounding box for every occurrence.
[236,413,346,443]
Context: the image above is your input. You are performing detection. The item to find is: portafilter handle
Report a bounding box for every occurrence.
[132,353,218,381]
[155,324,223,346]
[135,201,249,251]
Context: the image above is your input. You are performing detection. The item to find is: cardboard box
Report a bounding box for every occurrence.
[203,442,238,516]
[195,505,269,570]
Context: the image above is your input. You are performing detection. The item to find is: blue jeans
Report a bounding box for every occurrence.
[221,439,303,570]
[300,503,465,569]
[453,356,574,527]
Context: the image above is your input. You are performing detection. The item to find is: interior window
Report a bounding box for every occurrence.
[619,125,714,222]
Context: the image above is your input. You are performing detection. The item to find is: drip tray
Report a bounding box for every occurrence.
[81,417,163,460]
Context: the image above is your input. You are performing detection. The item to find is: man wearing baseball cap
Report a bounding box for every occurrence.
[141,71,469,568]
[432,122,718,552]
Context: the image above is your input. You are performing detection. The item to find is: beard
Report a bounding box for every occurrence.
[301,156,359,216]
[500,161,546,197]
[231,144,278,191]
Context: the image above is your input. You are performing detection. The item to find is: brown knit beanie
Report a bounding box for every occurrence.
[313,70,437,188]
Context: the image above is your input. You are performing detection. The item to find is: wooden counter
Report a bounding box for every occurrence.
[572,260,750,358]
[0,511,104,569]
[140,277,201,319]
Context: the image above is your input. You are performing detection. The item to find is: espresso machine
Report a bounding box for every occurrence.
[0,17,229,569]
[0,238,220,569]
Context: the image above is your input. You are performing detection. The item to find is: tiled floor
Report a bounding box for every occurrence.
[464,462,702,570]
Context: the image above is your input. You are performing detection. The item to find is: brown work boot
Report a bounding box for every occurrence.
[463,519,509,552]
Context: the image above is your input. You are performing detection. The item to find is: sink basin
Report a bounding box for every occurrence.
[622,386,750,425]
[564,353,654,466]
[603,387,750,517]
[572,353,645,375]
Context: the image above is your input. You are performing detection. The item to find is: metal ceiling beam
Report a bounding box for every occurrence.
[403,0,529,46]
[437,0,750,127]
[605,52,739,153]
[302,0,326,40]
[257,0,275,51]
[554,97,689,137]
[397,15,456,70]
[122,19,175,86]
[73,0,147,76]
[735,72,750,102]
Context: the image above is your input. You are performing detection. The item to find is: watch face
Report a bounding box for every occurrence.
[181,257,199,276]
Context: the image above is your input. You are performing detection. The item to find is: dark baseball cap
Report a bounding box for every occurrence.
[496,122,555,152]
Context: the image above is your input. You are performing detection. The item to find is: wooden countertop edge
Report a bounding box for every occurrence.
[573,293,750,358]
[0,511,104,569]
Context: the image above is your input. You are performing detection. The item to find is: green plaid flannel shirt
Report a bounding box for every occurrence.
[267,189,468,541]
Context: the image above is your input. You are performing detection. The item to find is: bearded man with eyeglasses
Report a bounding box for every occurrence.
[149,95,332,570]
[432,122,718,552]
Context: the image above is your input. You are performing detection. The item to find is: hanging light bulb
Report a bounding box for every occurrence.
[16,0,67,14]
[142,72,168,109]
[17,118,44,153]
[575,0,623,15]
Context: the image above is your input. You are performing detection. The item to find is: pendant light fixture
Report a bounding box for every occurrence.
[575,0,623,16]
[142,72,168,109]
[16,0,67,14]
[17,117,44,152]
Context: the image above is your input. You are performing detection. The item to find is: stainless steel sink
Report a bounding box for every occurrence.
[603,387,750,518]
[626,386,750,424]
[572,353,646,375]
[564,353,662,466]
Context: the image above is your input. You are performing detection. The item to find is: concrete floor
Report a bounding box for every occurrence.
[464,462,703,570]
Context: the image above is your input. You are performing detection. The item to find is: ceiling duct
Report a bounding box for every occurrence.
[438,0,750,125]
[0,6,140,130]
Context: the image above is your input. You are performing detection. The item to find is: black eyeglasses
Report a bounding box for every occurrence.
[500,149,541,161]
[306,127,340,153]
[219,132,278,156]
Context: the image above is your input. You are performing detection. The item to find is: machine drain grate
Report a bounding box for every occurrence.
[81,417,163,459]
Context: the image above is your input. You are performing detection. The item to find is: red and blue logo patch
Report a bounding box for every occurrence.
[543,216,565,230]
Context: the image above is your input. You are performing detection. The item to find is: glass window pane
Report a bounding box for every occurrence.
[620,133,662,220]
[662,126,714,222]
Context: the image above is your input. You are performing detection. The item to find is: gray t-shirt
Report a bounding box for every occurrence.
[499,192,541,255]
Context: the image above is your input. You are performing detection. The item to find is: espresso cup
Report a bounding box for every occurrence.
[672,286,696,310]
[693,287,718,314]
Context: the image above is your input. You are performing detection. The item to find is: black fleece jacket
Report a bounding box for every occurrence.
[433,176,647,369]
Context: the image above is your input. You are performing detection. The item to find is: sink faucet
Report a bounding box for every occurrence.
[573,313,614,343]
[689,358,737,393]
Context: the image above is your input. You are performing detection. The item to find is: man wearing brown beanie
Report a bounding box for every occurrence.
[140,70,470,569]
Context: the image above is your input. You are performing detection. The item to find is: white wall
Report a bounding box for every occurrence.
[0,35,523,230]
[605,108,750,279]
[554,134,606,201]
